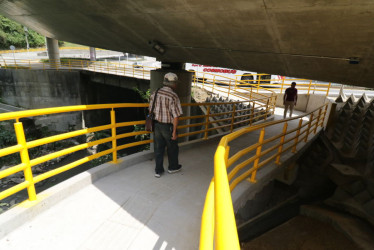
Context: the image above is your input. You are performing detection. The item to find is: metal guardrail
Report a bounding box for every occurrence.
[199,103,329,250]
[0,57,155,80]
[191,71,332,96]
[0,95,275,202]
[0,54,334,96]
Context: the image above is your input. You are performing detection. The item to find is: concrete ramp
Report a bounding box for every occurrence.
[0,109,318,250]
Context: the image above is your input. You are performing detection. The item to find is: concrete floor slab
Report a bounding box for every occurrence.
[0,109,322,249]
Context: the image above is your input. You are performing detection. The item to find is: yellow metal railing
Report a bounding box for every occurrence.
[1,55,336,96]
[0,95,275,202]
[0,57,156,80]
[190,71,333,97]
[199,103,329,250]
[0,46,104,55]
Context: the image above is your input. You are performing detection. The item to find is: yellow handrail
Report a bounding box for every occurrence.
[0,55,339,96]
[200,102,329,249]
[0,95,275,202]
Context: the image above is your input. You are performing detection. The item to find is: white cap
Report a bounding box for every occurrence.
[163,72,179,85]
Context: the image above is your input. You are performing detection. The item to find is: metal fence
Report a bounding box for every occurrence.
[199,103,329,250]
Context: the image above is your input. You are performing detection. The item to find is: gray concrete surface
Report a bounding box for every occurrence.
[0,109,321,249]
[1,1,374,87]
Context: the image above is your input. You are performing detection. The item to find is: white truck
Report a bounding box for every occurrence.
[185,63,284,85]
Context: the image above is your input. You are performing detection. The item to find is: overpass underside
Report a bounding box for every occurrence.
[1,1,374,87]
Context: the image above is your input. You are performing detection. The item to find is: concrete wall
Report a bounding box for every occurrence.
[0,69,150,132]
[275,93,309,112]
[0,69,82,132]
[0,69,81,108]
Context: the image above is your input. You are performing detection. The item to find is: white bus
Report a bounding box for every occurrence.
[185,63,284,85]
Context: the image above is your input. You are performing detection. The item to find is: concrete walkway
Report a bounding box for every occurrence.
[0,109,317,250]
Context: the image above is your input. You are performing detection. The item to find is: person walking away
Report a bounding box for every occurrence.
[283,82,298,119]
[149,72,183,178]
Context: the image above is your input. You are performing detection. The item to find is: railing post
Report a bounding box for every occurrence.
[314,109,322,134]
[14,121,37,201]
[292,119,303,153]
[264,99,269,121]
[250,101,255,126]
[228,80,231,99]
[275,122,288,164]
[304,113,314,142]
[326,83,331,97]
[110,109,117,163]
[307,80,312,95]
[68,60,71,71]
[322,104,328,128]
[280,78,285,93]
[250,128,265,183]
[212,75,216,93]
[204,106,211,139]
[257,75,260,93]
[230,105,236,132]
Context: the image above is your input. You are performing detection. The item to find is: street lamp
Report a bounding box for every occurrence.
[23,26,29,55]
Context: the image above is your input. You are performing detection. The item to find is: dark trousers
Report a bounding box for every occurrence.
[154,122,179,173]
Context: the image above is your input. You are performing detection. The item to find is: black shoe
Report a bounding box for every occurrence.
[155,169,164,178]
[168,165,182,174]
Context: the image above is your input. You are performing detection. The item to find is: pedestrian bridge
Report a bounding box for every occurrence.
[0,79,329,249]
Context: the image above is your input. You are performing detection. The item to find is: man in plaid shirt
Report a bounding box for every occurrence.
[149,72,183,178]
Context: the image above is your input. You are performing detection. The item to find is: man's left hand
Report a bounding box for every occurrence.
[172,132,178,140]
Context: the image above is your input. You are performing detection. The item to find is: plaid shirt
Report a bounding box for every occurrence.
[149,86,183,124]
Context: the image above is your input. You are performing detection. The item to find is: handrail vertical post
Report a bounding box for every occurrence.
[250,128,265,183]
[292,119,303,153]
[110,109,117,163]
[326,83,331,96]
[228,80,231,99]
[250,101,255,125]
[204,106,211,139]
[212,75,215,93]
[230,104,236,132]
[322,104,328,128]
[307,80,312,95]
[304,113,314,142]
[314,108,322,134]
[275,122,288,164]
[264,99,269,121]
[280,77,285,94]
[14,121,37,201]
[257,75,260,93]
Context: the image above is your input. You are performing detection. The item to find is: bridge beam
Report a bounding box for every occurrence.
[46,37,60,69]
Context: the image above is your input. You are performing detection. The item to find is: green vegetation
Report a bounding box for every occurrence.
[0,15,45,50]
[40,58,90,63]
[133,87,150,102]
[62,42,86,47]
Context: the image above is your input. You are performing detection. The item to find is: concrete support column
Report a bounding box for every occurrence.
[150,63,192,142]
[89,47,96,61]
[46,37,60,69]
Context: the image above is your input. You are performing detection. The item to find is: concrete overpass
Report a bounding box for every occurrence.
[1,1,374,87]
